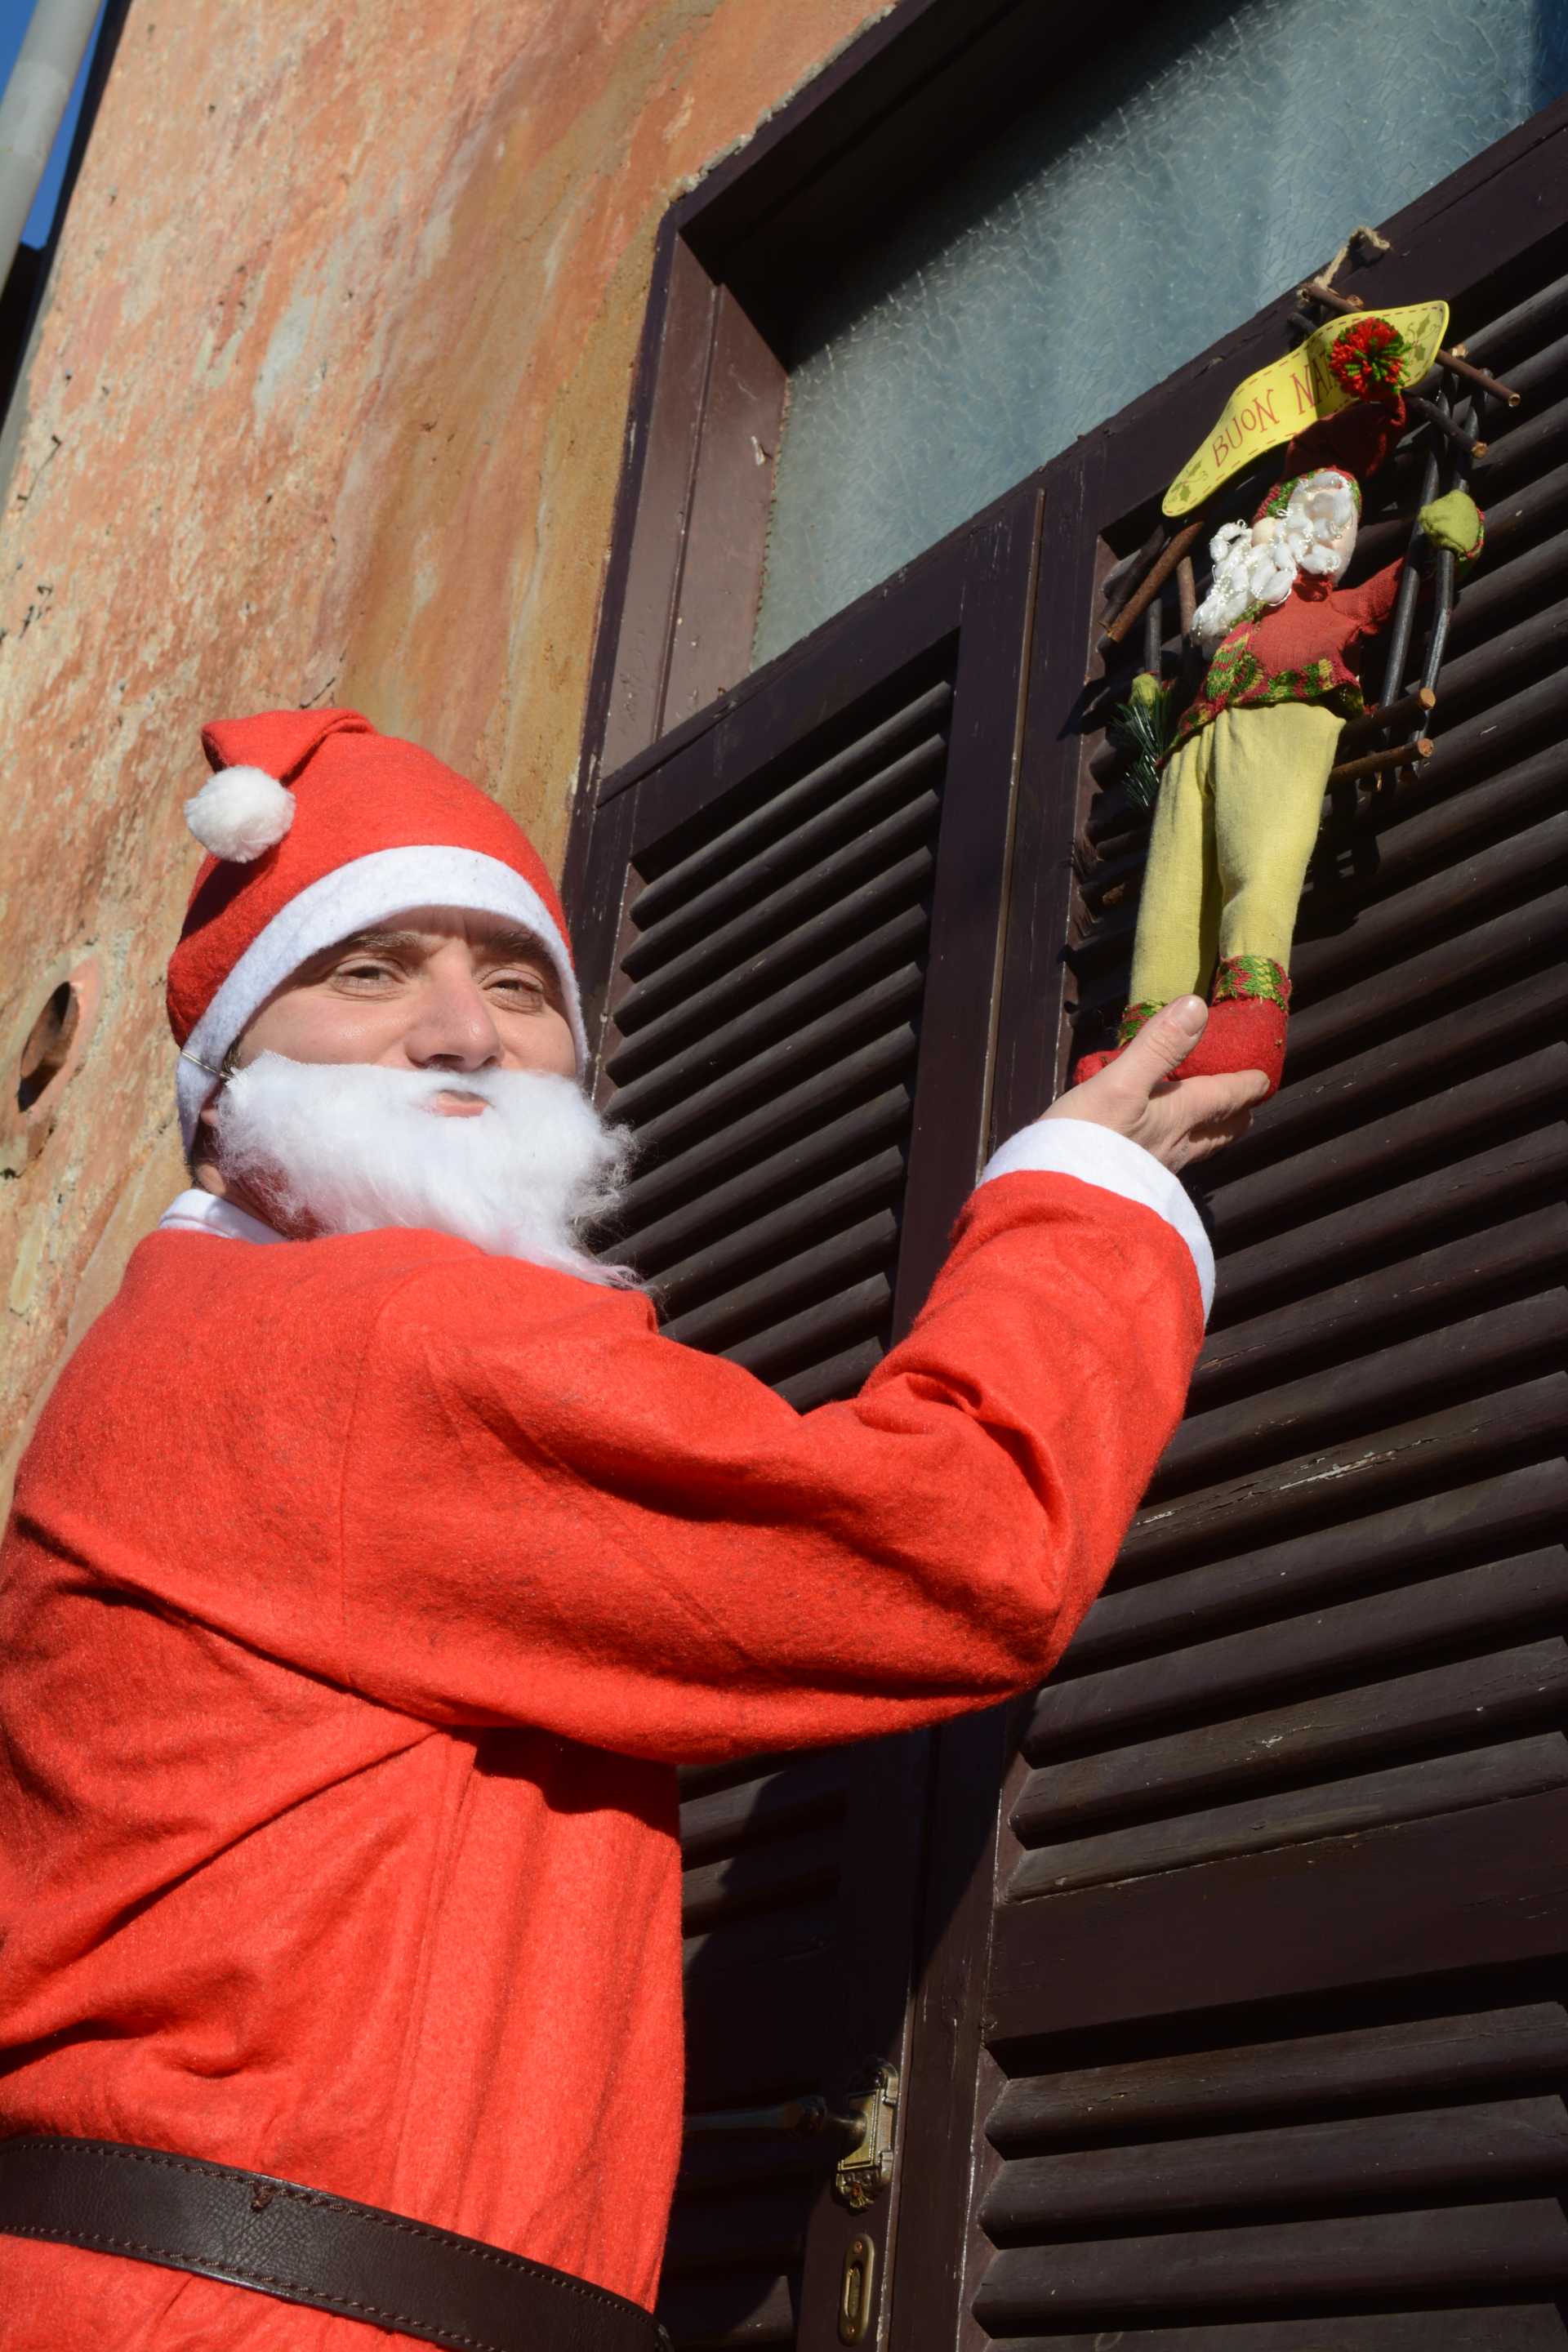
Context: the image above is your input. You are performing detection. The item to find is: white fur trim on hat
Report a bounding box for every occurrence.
[176,844,587,1152]
[185,767,295,862]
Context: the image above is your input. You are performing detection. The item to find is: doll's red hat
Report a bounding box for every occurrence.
[1254,390,1408,523]
[167,707,584,1150]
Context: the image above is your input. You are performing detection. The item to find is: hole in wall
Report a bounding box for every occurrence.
[17,981,82,1114]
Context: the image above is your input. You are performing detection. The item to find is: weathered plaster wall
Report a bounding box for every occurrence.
[0,0,884,1494]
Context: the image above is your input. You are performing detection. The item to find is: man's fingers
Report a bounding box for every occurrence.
[1180,1111,1258,1164]
[1172,1068,1272,1126]
[1116,997,1208,1092]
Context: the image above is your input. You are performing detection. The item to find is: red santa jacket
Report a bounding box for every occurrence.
[0,1129,1208,2346]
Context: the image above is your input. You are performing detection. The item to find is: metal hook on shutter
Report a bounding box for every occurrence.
[683,2059,899,2208]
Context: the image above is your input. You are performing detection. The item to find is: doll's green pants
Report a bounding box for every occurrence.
[1127,701,1345,1008]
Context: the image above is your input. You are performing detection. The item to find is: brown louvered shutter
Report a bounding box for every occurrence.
[567,497,1046,2349]
[886,114,1568,2352]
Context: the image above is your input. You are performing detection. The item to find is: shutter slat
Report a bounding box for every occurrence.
[1007,1731,1568,1899]
[612,1052,913,1246]
[1156,1291,1568,1494]
[1079,826,1565,1031]
[654,1156,906,1316]
[973,2202,1568,2329]
[1009,2310,1567,2349]
[627,679,951,932]
[988,2002,1568,2148]
[631,965,924,1167]
[662,1213,898,1354]
[1446,518,1568,648]
[982,2093,1568,2234]
[1207,951,1568,1192]
[608,847,931,1067]
[621,733,942,980]
[1193,1205,1566,1408]
[776,1339,884,1411]
[1285,811,1566,1016]
[1014,1640,1568,1837]
[682,1900,838,1978]
[683,1822,843,1932]
[617,786,939,1018]
[1466,264,1568,360]
[1205,1044,1567,1255]
[1412,660,1568,796]
[678,1754,847,1863]
[610,904,928,1129]
[1468,453,1568,568]
[656,2272,796,2345]
[1216,1122,1566,1325]
[1472,390,1568,492]
[1355,737,1567,915]
[1499,327,1568,403]
[722,1274,892,1383]
[1121,1375,1566,1576]
[1063,1457,1568,1677]
[1428,590,1568,715]
[1027,1545,1566,1756]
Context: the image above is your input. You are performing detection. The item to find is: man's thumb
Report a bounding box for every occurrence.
[1120,996,1208,1088]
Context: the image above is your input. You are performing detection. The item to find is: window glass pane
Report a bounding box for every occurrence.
[752,0,1568,667]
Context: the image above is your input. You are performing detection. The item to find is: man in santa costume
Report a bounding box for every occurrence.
[0,708,1262,2349]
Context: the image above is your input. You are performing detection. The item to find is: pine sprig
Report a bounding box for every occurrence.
[1109,675,1175,810]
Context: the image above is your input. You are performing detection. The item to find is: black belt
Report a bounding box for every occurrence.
[0,2136,670,2351]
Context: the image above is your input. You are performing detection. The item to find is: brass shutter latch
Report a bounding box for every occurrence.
[682,2058,900,2208]
[831,2059,899,2210]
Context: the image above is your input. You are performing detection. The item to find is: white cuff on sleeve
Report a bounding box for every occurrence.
[978,1116,1214,1321]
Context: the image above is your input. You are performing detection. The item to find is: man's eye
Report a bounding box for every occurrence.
[336,960,399,984]
[493,973,546,1000]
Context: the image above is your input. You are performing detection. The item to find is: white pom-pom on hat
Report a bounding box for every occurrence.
[185,766,295,863]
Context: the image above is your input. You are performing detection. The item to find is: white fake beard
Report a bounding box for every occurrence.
[212,1053,635,1285]
[1192,471,1358,652]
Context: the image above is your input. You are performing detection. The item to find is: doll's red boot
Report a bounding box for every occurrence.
[1073,964,1290,1096]
[1172,958,1290,1098]
[1072,1001,1165,1087]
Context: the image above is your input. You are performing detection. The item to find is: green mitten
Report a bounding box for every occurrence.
[1419,489,1483,556]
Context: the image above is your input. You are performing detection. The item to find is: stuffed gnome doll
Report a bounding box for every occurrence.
[1080,341,1483,1100]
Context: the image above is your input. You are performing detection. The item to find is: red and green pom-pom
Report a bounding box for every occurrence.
[1329,315,1409,402]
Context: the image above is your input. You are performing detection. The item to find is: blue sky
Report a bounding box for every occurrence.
[0,0,107,248]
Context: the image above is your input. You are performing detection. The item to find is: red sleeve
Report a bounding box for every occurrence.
[1339,558,1405,635]
[332,1173,1205,1761]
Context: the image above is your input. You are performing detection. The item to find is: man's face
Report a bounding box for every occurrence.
[193,902,627,1272]
[225,903,577,1116]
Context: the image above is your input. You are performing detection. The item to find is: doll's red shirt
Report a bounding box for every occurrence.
[0,1170,1202,2347]
[1170,564,1405,751]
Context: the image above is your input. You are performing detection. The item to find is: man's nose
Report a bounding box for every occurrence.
[403,970,504,1071]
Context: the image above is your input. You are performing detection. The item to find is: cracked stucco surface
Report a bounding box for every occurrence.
[0,0,884,1499]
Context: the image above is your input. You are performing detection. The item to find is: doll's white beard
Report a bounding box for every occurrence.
[1192,471,1359,651]
[212,1053,635,1285]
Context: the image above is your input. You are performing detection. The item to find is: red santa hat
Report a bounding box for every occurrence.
[167,706,585,1151]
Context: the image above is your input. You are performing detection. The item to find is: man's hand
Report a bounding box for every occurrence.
[1046,999,1269,1174]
